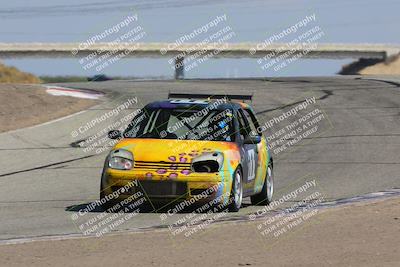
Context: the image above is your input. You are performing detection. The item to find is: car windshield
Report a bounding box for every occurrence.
[124,106,235,141]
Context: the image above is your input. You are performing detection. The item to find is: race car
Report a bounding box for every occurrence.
[100,93,273,212]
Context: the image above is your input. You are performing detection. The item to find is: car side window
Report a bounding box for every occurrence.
[242,109,261,137]
[237,109,251,140]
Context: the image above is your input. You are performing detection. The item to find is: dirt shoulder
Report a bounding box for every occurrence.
[0,84,98,133]
[0,197,399,267]
[360,54,400,75]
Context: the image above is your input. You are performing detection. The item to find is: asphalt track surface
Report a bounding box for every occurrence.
[0,76,399,241]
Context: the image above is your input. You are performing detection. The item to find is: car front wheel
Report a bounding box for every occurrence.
[228,168,243,212]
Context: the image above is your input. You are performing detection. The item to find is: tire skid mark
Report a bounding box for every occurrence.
[0,155,95,178]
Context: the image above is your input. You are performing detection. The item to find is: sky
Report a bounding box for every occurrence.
[1,0,399,78]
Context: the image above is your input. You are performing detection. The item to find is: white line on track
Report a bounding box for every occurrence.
[45,85,104,100]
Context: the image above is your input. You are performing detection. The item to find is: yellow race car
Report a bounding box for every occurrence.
[100,93,273,212]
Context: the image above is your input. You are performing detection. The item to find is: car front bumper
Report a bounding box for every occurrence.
[101,168,233,206]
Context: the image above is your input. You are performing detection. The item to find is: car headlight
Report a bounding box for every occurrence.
[191,152,224,173]
[108,149,134,170]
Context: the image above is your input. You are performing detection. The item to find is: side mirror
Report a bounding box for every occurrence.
[244,135,261,144]
[108,130,122,140]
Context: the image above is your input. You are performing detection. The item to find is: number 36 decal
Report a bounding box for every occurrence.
[247,149,256,181]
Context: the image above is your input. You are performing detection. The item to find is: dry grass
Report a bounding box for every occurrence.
[0,62,41,83]
[360,54,400,75]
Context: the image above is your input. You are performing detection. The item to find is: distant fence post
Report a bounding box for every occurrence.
[174,56,184,79]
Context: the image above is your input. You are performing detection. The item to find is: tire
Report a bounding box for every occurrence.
[99,165,117,212]
[251,163,274,205]
[228,168,243,212]
[99,172,121,212]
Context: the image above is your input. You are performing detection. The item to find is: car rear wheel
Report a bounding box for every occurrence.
[251,163,273,205]
[228,168,243,212]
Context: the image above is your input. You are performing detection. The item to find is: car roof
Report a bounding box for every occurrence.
[145,99,251,111]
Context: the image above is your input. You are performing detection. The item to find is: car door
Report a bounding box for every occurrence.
[236,109,258,194]
[243,108,268,193]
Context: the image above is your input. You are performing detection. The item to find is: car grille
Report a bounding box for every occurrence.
[137,180,188,197]
[134,160,191,171]
[190,189,209,196]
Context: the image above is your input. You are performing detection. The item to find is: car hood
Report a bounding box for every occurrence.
[113,138,240,164]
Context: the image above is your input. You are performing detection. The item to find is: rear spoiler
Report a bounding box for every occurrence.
[168,92,253,102]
